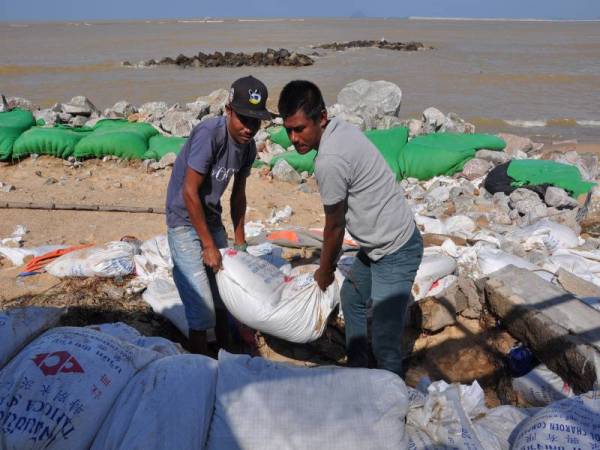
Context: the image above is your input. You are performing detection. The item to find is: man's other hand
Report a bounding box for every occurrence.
[314,267,335,292]
[203,245,223,272]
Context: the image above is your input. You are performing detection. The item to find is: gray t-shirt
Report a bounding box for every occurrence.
[166,116,256,229]
[314,118,415,261]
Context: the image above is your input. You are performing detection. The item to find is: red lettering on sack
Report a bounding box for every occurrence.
[32,351,85,376]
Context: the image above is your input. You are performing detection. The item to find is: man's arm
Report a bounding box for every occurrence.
[182,166,222,271]
[315,200,346,291]
[230,173,248,248]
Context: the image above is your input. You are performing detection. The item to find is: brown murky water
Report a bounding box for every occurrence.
[1,18,599,141]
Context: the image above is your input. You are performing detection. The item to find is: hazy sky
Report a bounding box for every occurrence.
[2,0,600,21]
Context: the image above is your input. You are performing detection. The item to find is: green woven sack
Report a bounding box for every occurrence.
[270,150,318,174]
[0,109,36,160]
[399,133,506,180]
[508,159,596,198]
[364,127,409,179]
[74,120,158,160]
[12,126,93,159]
[268,126,293,149]
[143,135,187,160]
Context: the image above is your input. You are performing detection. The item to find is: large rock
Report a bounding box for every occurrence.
[509,188,543,214]
[186,100,211,117]
[139,101,169,120]
[271,159,302,184]
[475,149,511,165]
[497,133,533,157]
[7,97,34,111]
[337,80,402,121]
[406,118,423,138]
[160,110,200,136]
[62,96,99,116]
[422,107,446,134]
[485,265,600,392]
[33,108,59,127]
[105,100,137,118]
[461,158,492,180]
[195,89,229,115]
[442,112,475,134]
[544,186,579,209]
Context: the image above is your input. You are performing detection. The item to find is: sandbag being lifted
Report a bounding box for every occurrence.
[215,249,339,343]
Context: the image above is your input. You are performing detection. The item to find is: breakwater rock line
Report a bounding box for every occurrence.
[314,40,429,51]
[123,48,314,69]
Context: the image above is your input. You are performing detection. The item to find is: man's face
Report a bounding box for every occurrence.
[226,106,261,145]
[283,109,327,154]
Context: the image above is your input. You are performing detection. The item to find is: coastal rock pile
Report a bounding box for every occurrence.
[124,48,314,69]
[315,39,427,51]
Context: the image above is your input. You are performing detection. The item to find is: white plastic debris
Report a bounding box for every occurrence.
[46,241,136,277]
[244,220,265,238]
[267,205,293,225]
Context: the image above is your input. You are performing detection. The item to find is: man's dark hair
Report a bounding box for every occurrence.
[278,80,326,121]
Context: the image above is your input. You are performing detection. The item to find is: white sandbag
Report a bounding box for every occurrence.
[476,247,553,281]
[133,235,172,285]
[407,380,524,450]
[543,250,600,288]
[508,218,582,252]
[216,249,339,343]
[91,354,217,450]
[206,351,409,450]
[415,214,448,235]
[0,307,64,369]
[511,391,600,450]
[0,327,160,450]
[512,364,574,407]
[142,277,189,337]
[0,245,66,267]
[86,322,182,356]
[424,274,458,298]
[413,254,457,300]
[46,241,135,278]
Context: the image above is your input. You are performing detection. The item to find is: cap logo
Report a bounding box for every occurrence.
[248,89,261,105]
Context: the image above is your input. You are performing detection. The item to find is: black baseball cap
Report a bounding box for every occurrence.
[228,76,274,120]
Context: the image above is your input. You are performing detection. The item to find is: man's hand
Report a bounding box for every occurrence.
[314,267,335,292]
[203,245,223,272]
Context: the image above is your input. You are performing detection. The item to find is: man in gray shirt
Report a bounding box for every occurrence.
[166,76,273,355]
[278,80,423,376]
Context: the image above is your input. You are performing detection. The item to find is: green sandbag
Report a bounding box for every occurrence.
[143,135,187,160]
[365,127,409,179]
[0,109,36,160]
[74,119,158,160]
[270,150,318,174]
[12,126,93,159]
[508,159,596,198]
[399,133,506,180]
[268,126,293,149]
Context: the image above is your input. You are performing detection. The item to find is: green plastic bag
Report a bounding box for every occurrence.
[365,127,409,179]
[0,109,36,160]
[270,150,318,174]
[12,126,93,159]
[143,135,187,160]
[508,159,596,198]
[399,133,506,180]
[74,119,158,160]
[268,126,293,149]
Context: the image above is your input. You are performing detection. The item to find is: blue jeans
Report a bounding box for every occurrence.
[167,225,228,332]
[341,225,423,376]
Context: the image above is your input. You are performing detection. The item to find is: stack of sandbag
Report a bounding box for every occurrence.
[0,108,36,160]
[90,354,217,450]
[46,241,136,278]
[73,119,158,160]
[0,325,166,449]
[12,125,93,160]
[216,249,339,343]
[206,351,410,449]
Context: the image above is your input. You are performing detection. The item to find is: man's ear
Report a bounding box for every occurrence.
[225,104,232,117]
[319,108,328,129]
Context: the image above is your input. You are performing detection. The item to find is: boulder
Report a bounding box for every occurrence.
[185,100,211,117]
[62,96,99,116]
[509,188,543,215]
[7,97,34,111]
[442,112,475,134]
[461,158,493,180]
[475,149,511,165]
[407,118,423,138]
[139,101,169,120]
[33,108,59,127]
[105,100,137,118]
[544,186,579,209]
[497,133,533,157]
[375,115,403,130]
[337,79,402,120]
[160,110,199,136]
[195,89,229,116]
[271,159,302,184]
[69,115,88,127]
[422,107,446,134]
